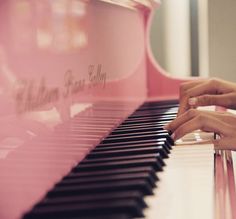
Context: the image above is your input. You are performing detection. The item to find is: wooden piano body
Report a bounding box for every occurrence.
[0,0,235,218]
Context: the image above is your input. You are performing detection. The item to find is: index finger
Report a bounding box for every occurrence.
[173,115,233,141]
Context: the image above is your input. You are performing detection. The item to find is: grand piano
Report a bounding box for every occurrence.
[0,0,235,219]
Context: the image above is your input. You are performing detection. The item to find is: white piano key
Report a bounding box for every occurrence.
[142,132,215,219]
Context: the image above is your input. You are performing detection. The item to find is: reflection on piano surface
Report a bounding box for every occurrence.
[0,0,235,219]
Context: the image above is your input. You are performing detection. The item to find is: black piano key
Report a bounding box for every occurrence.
[106,130,168,139]
[120,117,175,126]
[53,213,133,219]
[82,152,164,166]
[74,158,163,172]
[33,192,145,219]
[126,113,176,118]
[106,130,169,140]
[116,122,166,128]
[128,110,177,118]
[117,121,168,129]
[95,140,168,150]
[112,125,173,136]
[39,191,144,206]
[111,125,164,134]
[81,154,165,168]
[88,145,169,159]
[25,213,132,219]
[130,113,176,119]
[141,99,178,105]
[139,101,179,109]
[131,108,177,114]
[132,107,178,115]
[133,107,176,112]
[67,166,158,181]
[79,154,164,169]
[24,199,144,219]
[58,172,156,188]
[35,192,146,219]
[101,133,174,145]
[140,101,178,106]
[137,106,178,112]
[98,139,172,150]
[48,179,154,197]
[124,115,176,122]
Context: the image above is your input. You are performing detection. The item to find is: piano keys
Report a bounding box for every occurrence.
[22,100,178,219]
[0,0,235,219]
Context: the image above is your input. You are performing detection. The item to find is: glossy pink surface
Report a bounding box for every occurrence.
[0,1,199,219]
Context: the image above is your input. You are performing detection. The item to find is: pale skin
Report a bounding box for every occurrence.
[164,78,236,150]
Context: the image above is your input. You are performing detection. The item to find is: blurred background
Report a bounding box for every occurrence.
[150,0,236,81]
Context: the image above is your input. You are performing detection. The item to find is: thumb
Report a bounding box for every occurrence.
[213,137,236,150]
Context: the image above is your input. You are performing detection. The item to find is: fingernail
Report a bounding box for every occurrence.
[188,97,197,106]
[171,133,175,140]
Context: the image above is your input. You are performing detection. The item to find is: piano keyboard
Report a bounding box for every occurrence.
[22,100,214,219]
[21,100,177,219]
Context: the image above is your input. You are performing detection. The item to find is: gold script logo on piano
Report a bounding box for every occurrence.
[63,64,106,98]
[14,64,107,114]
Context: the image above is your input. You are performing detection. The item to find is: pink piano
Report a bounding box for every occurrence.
[0,0,235,219]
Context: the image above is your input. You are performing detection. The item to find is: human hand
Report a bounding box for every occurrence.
[164,109,236,150]
[178,78,236,116]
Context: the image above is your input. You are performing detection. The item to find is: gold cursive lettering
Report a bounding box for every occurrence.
[88,64,106,88]
[63,70,85,98]
[15,78,59,114]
